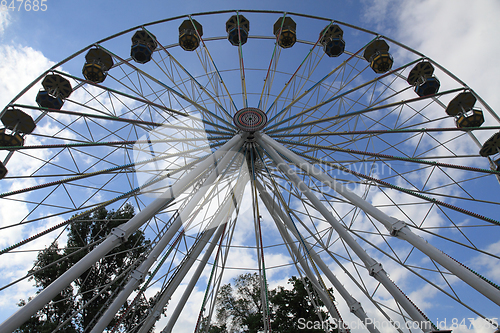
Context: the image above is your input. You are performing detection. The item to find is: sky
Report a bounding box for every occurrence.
[1,0,500,332]
[0,0,499,114]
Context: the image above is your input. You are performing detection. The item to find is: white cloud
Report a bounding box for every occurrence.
[0,39,69,327]
[1,4,500,332]
[347,0,500,328]
[0,44,55,109]
[0,11,9,36]
[364,0,500,126]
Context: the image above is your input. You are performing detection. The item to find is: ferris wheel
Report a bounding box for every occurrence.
[0,9,500,333]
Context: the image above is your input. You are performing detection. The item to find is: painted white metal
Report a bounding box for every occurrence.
[257,182,381,333]
[258,132,500,307]
[259,187,348,333]
[161,176,248,333]
[0,134,244,333]
[140,225,219,333]
[91,136,245,333]
[256,136,433,332]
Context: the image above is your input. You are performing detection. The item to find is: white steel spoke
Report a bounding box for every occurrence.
[2,10,500,333]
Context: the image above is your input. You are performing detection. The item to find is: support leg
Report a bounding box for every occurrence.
[257,181,381,333]
[257,136,434,332]
[258,132,500,307]
[161,176,248,332]
[91,137,246,333]
[0,133,246,333]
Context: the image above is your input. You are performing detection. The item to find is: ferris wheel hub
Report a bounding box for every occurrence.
[233,107,267,132]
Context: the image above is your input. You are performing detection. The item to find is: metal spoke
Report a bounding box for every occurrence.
[2,10,499,333]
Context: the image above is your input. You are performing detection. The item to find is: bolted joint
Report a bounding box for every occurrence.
[131,269,145,282]
[368,262,383,276]
[153,310,162,319]
[389,219,407,236]
[110,227,128,243]
[349,301,362,313]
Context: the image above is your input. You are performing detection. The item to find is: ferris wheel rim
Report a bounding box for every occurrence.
[0,9,499,333]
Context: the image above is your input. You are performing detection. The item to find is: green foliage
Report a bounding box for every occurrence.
[215,273,265,333]
[199,316,227,333]
[210,273,337,333]
[270,276,333,333]
[15,204,152,333]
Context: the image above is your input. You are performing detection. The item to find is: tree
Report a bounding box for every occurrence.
[215,273,265,333]
[209,273,337,333]
[16,204,152,333]
[270,276,334,333]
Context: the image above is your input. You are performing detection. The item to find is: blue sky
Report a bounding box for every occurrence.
[1,0,499,114]
[1,1,500,333]
[2,0,367,60]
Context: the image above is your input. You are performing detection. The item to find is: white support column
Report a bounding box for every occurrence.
[161,176,248,333]
[91,138,245,333]
[158,226,223,333]
[256,137,434,332]
[141,182,247,333]
[257,182,381,333]
[258,132,500,306]
[258,186,347,332]
[138,225,219,333]
[0,133,246,333]
[256,132,398,226]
